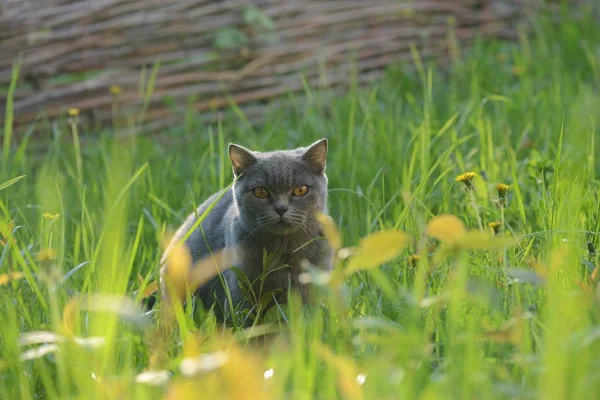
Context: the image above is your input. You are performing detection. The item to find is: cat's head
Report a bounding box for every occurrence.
[229,139,328,236]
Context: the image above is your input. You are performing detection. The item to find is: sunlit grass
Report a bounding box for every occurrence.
[1,7,600,399]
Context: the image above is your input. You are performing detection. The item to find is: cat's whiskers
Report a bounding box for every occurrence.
[243,215,269,233]
[298,222,313,240]
[241,215,272,241]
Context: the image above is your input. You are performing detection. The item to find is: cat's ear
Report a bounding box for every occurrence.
[302,138,328,172]
[229,144,257,176]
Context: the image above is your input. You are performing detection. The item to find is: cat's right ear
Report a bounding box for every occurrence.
[229,144,257,176]
[302,138,328,172]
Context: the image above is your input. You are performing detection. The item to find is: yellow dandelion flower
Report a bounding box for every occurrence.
[68,108,80,117]
[110,85,122,95]
[455,172,477,189]
[496,183,510,198]
[43,212,60,220]
[0,271,24,286]
[488,221,502,235]
[37,248,57,261]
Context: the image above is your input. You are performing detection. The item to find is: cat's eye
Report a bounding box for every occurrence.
[292,185,309,197]
[253,187,270,199]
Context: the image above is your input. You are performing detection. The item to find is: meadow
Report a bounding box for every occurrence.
[1,6,600,400]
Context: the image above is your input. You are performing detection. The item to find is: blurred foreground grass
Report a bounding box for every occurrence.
[1,7,600,400]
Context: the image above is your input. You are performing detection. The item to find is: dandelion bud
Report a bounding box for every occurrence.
[488,221,502,235]
[496,183,510,208]
[408,254,421,268]
[496,183,510,198]
[588,242,597,256]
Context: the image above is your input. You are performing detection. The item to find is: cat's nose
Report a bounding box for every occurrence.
[274,206,288,216]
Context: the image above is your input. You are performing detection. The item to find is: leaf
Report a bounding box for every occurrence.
[345,230,408,273]
[318,345,364,400]
[188,247,237,294]
[260,263,290,282]
[316,212,342,252]
[70,337,105,348]
[162,237,192,302]
[426,214,466,242]
[0,219,16,248]
[63,294,148,334]
[135,370,171,386]
[175,342,265,399]
[213,28,249,50]
[230,266,255,302]
[481,317,523,345]
[577,279,592,292]
[298,266,332,287]
[142,281,159,299]
[164,378,203,400]
[487,94,512,103]
[419,293,450,309]
[19,331,104,348]
[0,175,25,192]
[0,219,14,239]
[257,289,282,311]
[20,344,59,361]
[466,277,502,310]
[262,249,283,274]
[456,231,518,250]
[82,294,148,328]
[182,334,203,358]
[62,297,81,336]
[0,271,24,286]
[507,269,545,286]
[243,6,274,31]
[352,317,404,334]
[62,261,90,281]
[527,259,548,279]
[19,331,61,346]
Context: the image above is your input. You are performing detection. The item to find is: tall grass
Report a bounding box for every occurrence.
[1,8,600,400]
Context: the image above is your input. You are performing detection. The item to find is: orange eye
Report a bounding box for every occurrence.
[253,187,270,199]
[292,185,309,197]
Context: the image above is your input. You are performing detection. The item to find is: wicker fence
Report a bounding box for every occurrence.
[0,0,537,139]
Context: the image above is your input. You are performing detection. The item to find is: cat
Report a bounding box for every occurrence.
[159,138,333,323]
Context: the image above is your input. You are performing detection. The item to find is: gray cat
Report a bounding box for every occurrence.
[160,138,333,323]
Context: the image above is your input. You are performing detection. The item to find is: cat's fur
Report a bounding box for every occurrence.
[159,138,333,320]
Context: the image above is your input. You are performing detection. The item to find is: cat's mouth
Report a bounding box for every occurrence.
[267,217,296,235]
[277,216,291,225]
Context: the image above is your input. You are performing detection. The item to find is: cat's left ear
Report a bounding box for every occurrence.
[302,138,328,172]
[229,144,257,176]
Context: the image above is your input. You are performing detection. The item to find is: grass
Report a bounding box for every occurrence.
[2,6,600,400]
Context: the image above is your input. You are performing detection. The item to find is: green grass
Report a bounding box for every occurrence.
[2,7,600,400]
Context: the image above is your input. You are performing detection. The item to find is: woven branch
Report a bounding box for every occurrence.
[0,0,537,140]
